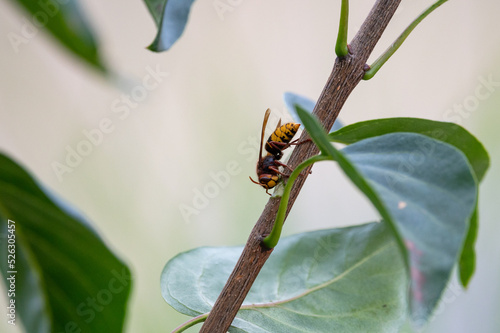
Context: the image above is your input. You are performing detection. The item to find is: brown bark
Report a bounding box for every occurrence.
[200,0,403,331]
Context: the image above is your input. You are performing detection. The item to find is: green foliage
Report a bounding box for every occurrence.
[283,92,343,132]
[163,108,485,330]
[363,0,450,80]
[298,109,479,324]
[8,0,105,71]
[144,0,167,26]
[3,0,490,332]
[335,0,349,57]
[328,117,489,181]
[145,0,198,51]
[163,222,408,332]
[328,117,490,287]
[0,153,131,333]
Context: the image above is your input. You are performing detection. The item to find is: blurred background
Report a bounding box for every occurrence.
[0,0,499,332]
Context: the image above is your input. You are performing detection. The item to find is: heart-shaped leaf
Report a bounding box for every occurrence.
[296,109,478,325]
[162,222,407,332]
[146,0,197,52]
[328,117,490,287]
[0,153,131,333]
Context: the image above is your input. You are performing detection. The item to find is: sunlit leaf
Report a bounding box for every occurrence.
[162,222,407,332]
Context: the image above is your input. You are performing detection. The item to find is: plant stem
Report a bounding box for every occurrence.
[262,155,331,249]
[363,0,449,80]
[171,313,208,333]
[200,1,403,331]
[335,0,350,57]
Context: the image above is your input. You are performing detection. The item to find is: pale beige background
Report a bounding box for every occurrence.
[1,0,499,332]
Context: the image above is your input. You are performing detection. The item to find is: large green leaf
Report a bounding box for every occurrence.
[328,117,488,181]
[297,109,478,325]
[162,222,408,332]
[146,0,198,52]
[7,0,105,71]
[0,153,131,333]
[328,117,490,287]
[342,133,476,324]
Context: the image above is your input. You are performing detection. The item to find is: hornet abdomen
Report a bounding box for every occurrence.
[265,123,300,157]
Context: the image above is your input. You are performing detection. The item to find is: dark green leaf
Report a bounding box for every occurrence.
[295,106,334,156]
[7,0,105,71]
[144,0,167,26]
[283,92,343,132]
[146,0,197,52]
[328,117,490,288]
[162,222,408,332]
[459,207,478,287]
[0,153,131,333]
[296,110,477,325]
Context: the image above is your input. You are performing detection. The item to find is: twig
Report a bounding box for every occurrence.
[335,0,350,57]
[200,0,402,331]
[363,0,449,80]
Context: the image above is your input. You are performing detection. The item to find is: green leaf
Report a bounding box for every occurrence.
[0,153,131,333]
[283,92,343,132]
[295,106,333,156]
[144,0,167,26]
[162,222,408,332]
[296,110,477,325]
[329,117,489,181]
[146,0,197,52]
[342,133,476,324]
[328,117,490,288]
[459,208,478,287]
[8,0,105,71]
[363,0,449,80]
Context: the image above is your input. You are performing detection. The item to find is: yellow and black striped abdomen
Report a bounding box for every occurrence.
[265,123,300,156]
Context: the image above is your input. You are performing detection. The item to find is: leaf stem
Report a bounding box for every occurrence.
[335,0,350,57]
[171,313,208,332]
[363,0,448,80]
[262,155,331,249]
